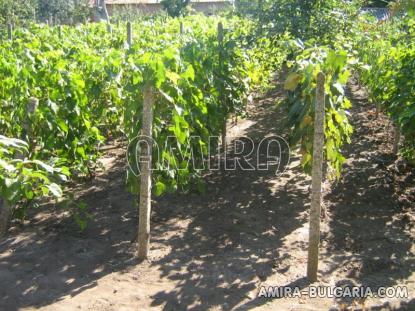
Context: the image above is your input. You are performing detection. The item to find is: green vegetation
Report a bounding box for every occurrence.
[0,0,414,229]
[161,0,191,17]
[277,0,415,175]
[284,46,353,178]
[355,14,415,162]
[0,16,282,223]
[0,0,91,26]
[0,0,37,25]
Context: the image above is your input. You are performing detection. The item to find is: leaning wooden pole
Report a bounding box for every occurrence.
[7,23,12,41]
[127,21,133,48]
[101,0,110,23]
[107,23,112,34]
[138,84,154,260]
[217,22,226,151]
[307,72,326,282]
[393,124,401,155]
[0,198,11,238]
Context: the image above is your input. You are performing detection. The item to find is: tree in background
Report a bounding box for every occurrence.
[36,0,91,24]
[161,0,191,17]
[94,0,110,22]
[236,0,364,41]
[0,0,91,26]
[0,0,37,25]
[390,0,415,15]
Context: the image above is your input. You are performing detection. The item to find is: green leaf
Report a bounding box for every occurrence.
[333,82,344,95]
[29,160,55,174]
[57,119,69,134]
[0,159,15,172]
[154,181,166,196]
[47,183,63,198]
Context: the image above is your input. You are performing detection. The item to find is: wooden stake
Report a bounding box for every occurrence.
[257,0,264,33]
[101,0,110,23]
[180,22,184,35]
[58,25,62,38]
[217,22,226,152]
[0,198,11,238]
[127,21,132,47]
[7,23,12,41]
[307,72,326,282]
[25,97,39,142]
[393,124,401,155]
[138,84,154,260]
[376,103,380,119]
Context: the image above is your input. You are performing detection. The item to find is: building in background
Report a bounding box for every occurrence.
[90,0,232,17]
[361,7,391,21]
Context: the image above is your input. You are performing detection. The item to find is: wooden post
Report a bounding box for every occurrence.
[101,0,110,23]
[49,14,53,27]
[58,25,62,38]
[7,23,12,41]
[0,198,11,238]
[218,22,226,152]
[307,72,326,282]
[180,22,184,35]
[22,97,38,153]
[138,84,154,260]
[127,21,132,47]
[393,124,401,155]
[257,0,264,33]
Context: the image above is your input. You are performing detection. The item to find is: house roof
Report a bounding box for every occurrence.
[360,7,391,21]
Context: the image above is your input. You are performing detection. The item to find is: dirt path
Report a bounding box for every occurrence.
[0,78,414,311]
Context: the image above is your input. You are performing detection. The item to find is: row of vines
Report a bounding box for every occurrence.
[281,5,415,178]
[1,4,414,233]
[0,15,286,229]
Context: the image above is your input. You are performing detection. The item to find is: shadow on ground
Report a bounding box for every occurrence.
[145,87,311,310]
[0,157,140,310]
[323,82,415,291]
[0,84,311,310]
[1,80,412,311]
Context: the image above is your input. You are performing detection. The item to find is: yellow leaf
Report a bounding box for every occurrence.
[166,71,181,85]
[284,73,302,91]
[300,115,313,129]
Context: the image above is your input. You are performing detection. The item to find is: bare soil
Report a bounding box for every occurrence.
[0,78,414,311]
